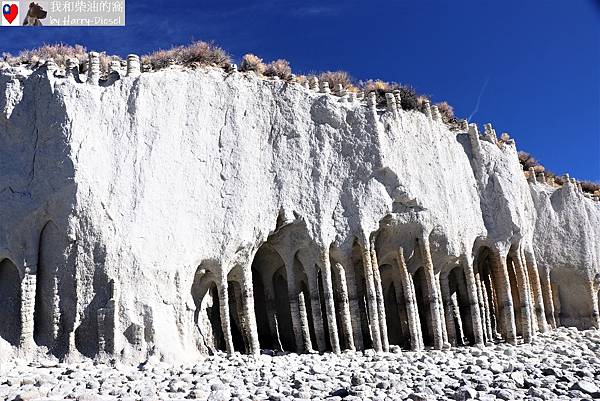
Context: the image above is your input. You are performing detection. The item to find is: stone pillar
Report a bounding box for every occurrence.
[431,105,441,121]
[370,243,389,352]
[240,265,260,355]
[65,57,81,82]
[87,52,100,85]
[20,272,36,349]
[283,256,304,353]
[477,276,492,343]
[320,81,331,94]
[298,292,313,352]
[126,54,141,77]
[423,99,432,119]
[319,250,340,354]
[52,275,60,342]
[523,247,549,333]
[418,237,444,350]
[307,271,327,352]
[509,248,534,343]
[97,280,119,354]
[588,281,600,329]
[309,76,319,91]
[490,250,517,344]
[395,248,423,351]
[262,274,282,351]
[440,272,457,346]
[385,92,398,118]
[539,266,557,329]
[463,258,485,345]
[217,279,235,354]
[333,262,355,351]
[361,242,382,352]
[468,124,482,161]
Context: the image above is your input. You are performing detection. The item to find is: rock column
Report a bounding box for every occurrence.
[538,266,557,329]
[509,248,534,342]
[240,265,260,355]
[319,250,341,354]
[463,258,485,345]
[418,237,444,350]
[490,250,517,344]
[395,248,423,351]
[87,52,100,85]
[126,54,141,77]
[370,243,389,352]
[20,272,36,349]
[333,262,355,350]
[298,292,313,352]
[361,241,382,352]
[217,278,235,354]
[307,271,327,352]
[523,247,549,332]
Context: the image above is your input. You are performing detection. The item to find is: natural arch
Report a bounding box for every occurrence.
[191,268,225,353]
[447,265,474,345]
[0,259,22,346]
[413,266,433,346]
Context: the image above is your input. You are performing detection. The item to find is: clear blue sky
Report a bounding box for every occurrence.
[2,0,599,181]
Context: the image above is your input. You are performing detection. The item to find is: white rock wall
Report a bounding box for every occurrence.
[0,63,598,362]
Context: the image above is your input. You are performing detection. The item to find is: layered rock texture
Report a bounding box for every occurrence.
[0,53,599,363]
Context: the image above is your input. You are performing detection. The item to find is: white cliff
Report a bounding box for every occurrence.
[0,54,598,363]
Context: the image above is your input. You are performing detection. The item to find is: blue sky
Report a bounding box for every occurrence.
[1,0,599,181]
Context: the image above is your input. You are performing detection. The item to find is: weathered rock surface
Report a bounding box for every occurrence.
[0,58,599,364]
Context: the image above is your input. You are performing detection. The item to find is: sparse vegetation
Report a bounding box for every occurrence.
[2,44,120,73]
[264,59,292,80]
[317,71,357,92]
[240,54,266,75]
[142,41,231,71]
[518,151,599,194]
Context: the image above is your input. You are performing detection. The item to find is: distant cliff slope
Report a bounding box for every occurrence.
[0,54,598,363]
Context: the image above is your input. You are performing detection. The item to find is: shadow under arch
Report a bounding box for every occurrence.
[0,258,21,346]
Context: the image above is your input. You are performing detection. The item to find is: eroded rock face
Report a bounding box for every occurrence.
[0,59,598,363]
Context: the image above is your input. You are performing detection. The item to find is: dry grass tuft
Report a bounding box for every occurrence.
[318,71,354,90]
[264,59,292,80]
[142,41,231,71]
[240,54,266,74]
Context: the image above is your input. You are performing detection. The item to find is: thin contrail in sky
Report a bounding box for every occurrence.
[468,75,491,122]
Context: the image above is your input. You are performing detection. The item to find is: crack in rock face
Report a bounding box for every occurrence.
[0,60,598,368]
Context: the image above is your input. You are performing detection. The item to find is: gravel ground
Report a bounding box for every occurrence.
[1,327,600,401]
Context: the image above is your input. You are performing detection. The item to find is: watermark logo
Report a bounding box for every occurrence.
[2,2,20,26]
[0,0,125,26]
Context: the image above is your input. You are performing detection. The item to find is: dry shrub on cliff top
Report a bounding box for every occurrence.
[264,59,293,80]
[518,151,539,171]
[11,44,88,67]
[318,71,357,91]
[240,54,266,74]
[436,101,463,130]
[143,41,231,70]
[361,80,425,112]
[581,181,600,194]
[5,44,120,74]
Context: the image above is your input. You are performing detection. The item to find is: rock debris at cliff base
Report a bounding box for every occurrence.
[1,328,599,401]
